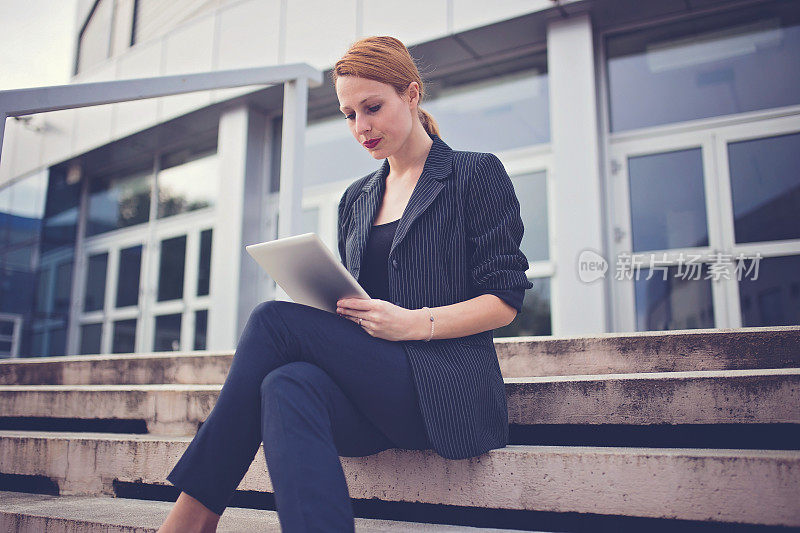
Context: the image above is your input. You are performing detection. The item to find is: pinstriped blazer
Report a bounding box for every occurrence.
[337,134,533,460]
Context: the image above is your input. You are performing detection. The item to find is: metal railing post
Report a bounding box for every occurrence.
[278,76,309,240]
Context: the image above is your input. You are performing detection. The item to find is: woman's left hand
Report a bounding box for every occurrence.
[336,297,421,341]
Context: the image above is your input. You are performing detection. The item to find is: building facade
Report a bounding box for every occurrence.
[0,0,798,358]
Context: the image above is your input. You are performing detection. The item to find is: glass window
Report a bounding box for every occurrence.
[634,264,715,331]
[728,131,800,244]
[41,167,81,254]
[80,323,103,354]
[110,0,136,56]
[494,278,552,337]
[0,171,48,326]
[77,0,113,74]
[158,235,186,301]
[157,148,218,219]
[197,229,212,297]
[154,313,181,351]
[606,2,800,131]
[628,148,709,252]
[0,171,47,246]
[739,255,800,327]
[0,340,12,357]
[34,270,51,316]
[425,67,550,153]
[302,117,379,188]
[53,262,73,316]
[194,309,207,350]
[84,253,108,312]
[47,326,68,357]
[116,245,142,307]
[112,319,137,353]
[0,321,13,336]
[302,59,549,188]
[86,166,151,236]
[511,171,548,262]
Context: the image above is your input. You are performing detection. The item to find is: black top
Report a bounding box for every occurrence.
[358,218,525,313]
[358,218,399,302]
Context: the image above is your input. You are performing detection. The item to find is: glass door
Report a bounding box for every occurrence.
[714,115,800,328]
[609,131,726,331]
[144,215,212,352]
[609,115,800,331]
[79,232,144,354]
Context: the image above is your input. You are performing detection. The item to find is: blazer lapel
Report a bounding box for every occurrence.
[346,159,388,280]
[346,135,454,280]
[390,135,454,257]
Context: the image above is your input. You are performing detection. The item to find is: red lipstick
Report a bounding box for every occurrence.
[363,138,381,149]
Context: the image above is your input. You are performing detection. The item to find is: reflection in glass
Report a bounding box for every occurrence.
[116,245,142,307]
[34,270,50,316]
[0,171,47,245]
[511,171,548,262]
[628,149,709,252]
[158,235,186,301]
[113,319,137,353]
[154,314,181,351]
[494,278,551,337]
[607,3,800,131]
[728,132,800,244]
[739,255,800,326]
[194,309,207,350]
[635,264,715,331]
[41,166,80,254]
[48,327,67,357]
[426,68,550,153]
[197,230,212,297]
[80,323,102,354]
[87,167,151,236]
[31,331,45,357]
[157,149,218,219]
[53,262,73,316]
[84,253,108,312]
[27,167,81,357]
[0,171,48,337]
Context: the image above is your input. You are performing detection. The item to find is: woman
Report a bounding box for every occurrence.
[158,36,532,533]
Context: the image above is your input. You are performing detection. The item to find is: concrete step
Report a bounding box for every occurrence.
[1,430,798,526]
[0,491,523,532]
[2,326,798,385]
[0,351,233,386]
[2,369,797,435]
[498,325,800,377]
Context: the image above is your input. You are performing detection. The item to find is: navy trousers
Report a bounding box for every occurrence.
[166,300,431,532]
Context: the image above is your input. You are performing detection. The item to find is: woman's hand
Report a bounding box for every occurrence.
[336,297,423,341]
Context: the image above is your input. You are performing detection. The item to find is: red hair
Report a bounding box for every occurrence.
[333,36,440,138]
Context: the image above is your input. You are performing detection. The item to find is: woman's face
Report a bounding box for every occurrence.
[336,75,416,159]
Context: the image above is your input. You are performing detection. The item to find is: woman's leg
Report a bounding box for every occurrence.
[261,361,428,532]
[164,300,429,520]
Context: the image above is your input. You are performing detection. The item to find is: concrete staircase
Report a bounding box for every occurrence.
[1,326,799,531]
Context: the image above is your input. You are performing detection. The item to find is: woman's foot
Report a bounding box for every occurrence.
[157,491,221,533]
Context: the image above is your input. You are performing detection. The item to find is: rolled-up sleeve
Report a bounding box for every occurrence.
[466,153,533,312]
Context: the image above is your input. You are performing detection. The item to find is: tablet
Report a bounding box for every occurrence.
[245,233,370,313]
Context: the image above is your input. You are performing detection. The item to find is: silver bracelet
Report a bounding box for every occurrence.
[421,306,434,342]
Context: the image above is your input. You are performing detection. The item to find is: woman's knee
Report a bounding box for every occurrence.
[251,299,289,324]
[260,361,331,403]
